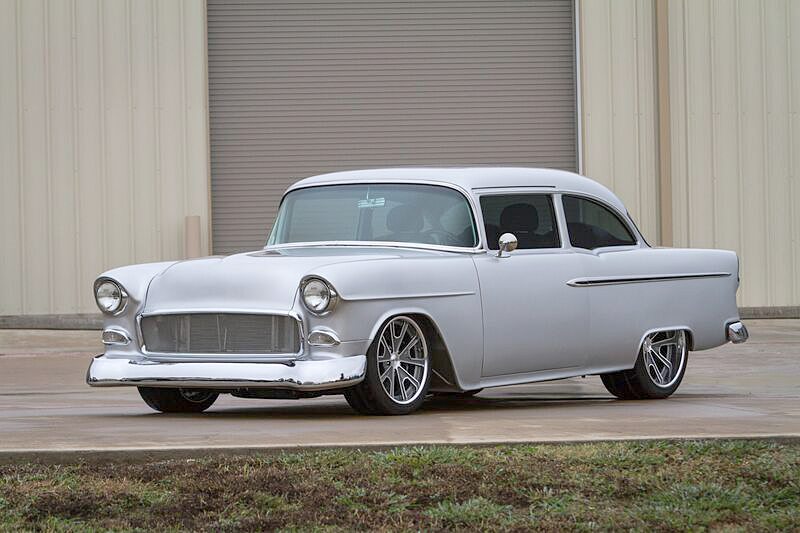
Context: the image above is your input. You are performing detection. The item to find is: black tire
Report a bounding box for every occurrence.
[138,387,218,413]
[345,315,432,415]
[601,330,688,400]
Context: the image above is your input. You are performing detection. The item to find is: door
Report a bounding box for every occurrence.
[560,194,648,370]
[473,194,589,377]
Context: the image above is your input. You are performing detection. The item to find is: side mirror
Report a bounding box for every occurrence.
[497,233,518,257]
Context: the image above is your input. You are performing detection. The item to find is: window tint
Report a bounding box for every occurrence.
[480,194,560,250]
[562,195,636,249]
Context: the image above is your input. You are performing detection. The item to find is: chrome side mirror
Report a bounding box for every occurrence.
[497,233,518,257]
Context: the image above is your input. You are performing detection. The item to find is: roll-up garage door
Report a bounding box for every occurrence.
[208,0,577,254]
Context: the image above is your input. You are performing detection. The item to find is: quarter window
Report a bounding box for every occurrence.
[480,194,560,250]
[562,195,636,249]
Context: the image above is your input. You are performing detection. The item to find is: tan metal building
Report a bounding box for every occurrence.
[1,0,798,323]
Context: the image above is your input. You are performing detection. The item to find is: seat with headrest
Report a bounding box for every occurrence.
[499,203,539,248]
[382,204,425,243]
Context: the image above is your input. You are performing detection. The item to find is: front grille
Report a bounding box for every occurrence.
[141,313,300,354]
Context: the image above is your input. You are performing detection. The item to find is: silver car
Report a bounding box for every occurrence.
[87,168,748,415]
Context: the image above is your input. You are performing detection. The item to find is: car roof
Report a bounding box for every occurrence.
[288,167,626,213]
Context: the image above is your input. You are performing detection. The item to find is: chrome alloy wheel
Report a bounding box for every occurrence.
[376,316,429,405]
[641,330,687,388]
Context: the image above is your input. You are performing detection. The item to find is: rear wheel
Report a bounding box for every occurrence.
[601,329,688,400]
[345,315,431,415]
[138,387,218,413]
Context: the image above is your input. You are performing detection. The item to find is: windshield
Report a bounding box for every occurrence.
[267,183,478,248]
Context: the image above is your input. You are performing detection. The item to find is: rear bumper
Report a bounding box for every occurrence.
[726,321,749,344]
[86,354,366,391]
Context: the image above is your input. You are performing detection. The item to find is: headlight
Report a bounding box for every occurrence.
[301,278,338,315]
[94,279,127,315]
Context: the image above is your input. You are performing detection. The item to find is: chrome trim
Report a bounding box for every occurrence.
[102,327,131,346]
[307,327,341,347]
[300,276,339,316]
[86,354,366,391]
[471,185,557,190]
[94,277,128,316]
[267,240,484,255]
[135,309,305,362]
[726,321,749,344]
[497,232,518,258]
[566,272,731,287]
[346,290,475,301]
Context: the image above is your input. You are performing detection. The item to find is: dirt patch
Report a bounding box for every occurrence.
[1,440,798,532]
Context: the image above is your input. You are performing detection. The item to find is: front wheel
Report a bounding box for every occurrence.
[138,387,218,413]
[345,315,431,415]
[601,329,688,400]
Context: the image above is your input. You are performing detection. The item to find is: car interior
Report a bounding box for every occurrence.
[482,196,559,250]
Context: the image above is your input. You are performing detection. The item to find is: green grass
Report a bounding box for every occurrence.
[1,440,798,532]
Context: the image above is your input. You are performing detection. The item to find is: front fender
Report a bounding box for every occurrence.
[95,261,178,358]
[309,254,485,389]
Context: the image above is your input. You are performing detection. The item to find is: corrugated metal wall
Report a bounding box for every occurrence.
[668,0,799,307]
[1,0,796,316]
[0,0,210,315]
[208,0,578,255]
[580,0,799,308]
[578,0,659,243]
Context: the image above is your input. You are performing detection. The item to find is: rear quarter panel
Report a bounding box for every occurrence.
[579,247,740,372]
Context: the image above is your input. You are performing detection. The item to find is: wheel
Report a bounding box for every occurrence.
[345,315,431,415]
[601,329,688,400]
[137,387,218,413]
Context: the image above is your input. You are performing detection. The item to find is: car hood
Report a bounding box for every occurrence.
[141,246,438,313]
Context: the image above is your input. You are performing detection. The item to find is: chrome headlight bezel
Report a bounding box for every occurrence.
[300,277,338,316]
[93,278,128,316]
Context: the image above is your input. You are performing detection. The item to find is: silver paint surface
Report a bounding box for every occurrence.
[86,168,743,392]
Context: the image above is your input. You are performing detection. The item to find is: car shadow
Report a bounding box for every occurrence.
[128,393,618,419]
[103,390,743,419]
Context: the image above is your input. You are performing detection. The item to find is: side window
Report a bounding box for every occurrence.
[562,195,636,249]
[479,194,560,250]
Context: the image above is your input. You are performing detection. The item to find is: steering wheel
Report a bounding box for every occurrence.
[422,229,456,245]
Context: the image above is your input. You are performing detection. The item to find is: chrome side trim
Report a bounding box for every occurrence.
[346,290,475,301]
[86,354,366,391]
[726,321,749,344]
[567,272,731,287]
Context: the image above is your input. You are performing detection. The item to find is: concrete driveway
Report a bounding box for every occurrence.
[0,320,798,457]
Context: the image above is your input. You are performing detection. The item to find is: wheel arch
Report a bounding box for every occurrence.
[636,325,695,357]
[365,308,463,392]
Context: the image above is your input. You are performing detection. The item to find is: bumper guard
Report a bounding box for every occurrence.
[726,321,749,344]
[86,354,366,391]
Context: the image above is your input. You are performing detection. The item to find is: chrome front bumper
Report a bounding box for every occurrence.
[726,321,749,344]
[86,354,366,391]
